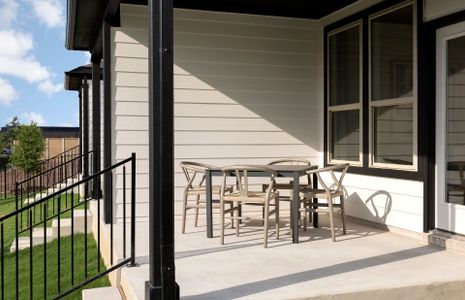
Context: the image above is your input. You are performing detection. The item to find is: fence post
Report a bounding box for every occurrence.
[3,167,6,199]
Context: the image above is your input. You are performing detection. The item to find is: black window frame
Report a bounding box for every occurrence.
[324,0,423,181]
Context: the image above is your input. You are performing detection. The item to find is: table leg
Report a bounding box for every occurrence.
[292,174,300,243]
[206,170,213,238]
[312,173,318,228]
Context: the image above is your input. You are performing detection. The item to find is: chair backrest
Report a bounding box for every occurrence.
[268,159,311,166]
[221,165,278,197]
[180,161,215,190]
[268,159,312,185]
[309,164,349,194]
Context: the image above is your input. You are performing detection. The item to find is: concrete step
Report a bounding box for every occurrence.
[428,230,465,254]
[82,287,122,300]
[9,210,92,252]
[51,210,92,237]
[10,228,53,252]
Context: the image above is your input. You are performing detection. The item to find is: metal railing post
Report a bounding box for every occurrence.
[130,153,137,266]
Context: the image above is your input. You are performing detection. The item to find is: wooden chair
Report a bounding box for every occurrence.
[220,166,280,248]
[300,163,349,241]
[180,161,232,234]
[263,159,313,230]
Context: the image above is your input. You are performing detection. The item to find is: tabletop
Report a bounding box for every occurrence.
[206,164,318,176]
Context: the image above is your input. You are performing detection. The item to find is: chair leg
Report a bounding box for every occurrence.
[194,195,200,227]
[275,198,280,240]
[220,199,225,245]
[235,202,240,236]
[340,195,347,234]
[328,200,336,242]
[182,191,188,234]
[230,202,234,229]
[301,201,307,231]
[264,202,269,248]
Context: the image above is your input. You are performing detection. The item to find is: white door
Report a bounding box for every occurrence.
[436,21,465,235]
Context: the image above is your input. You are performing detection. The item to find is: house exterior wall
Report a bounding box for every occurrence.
[105,0,465,233]
[112,4,323,220]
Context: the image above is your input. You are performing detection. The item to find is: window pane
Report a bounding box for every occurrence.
[446,35,465,204]
[331,110,360,161]
[371,5,413,101]
[329,26,360,106]
[373,104,413,165]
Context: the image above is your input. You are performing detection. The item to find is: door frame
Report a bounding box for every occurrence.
[435,21,465,234]
[423,9,465,233]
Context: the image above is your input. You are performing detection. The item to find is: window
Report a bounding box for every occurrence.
[327,23,362,164]
[369,3,416,169]
[325,1,416,172]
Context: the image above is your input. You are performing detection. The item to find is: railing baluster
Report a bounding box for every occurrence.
[123,166,126,259]
[29,209,33,300]
[43,202,47,300]
[71,191,74,285]
[97,173,101,272]
[84,183,88,279]
[110,172,113,265]
[57,194,61,293]
[1,223,4,300]
[15,183,19,299]
[131,153,136,266]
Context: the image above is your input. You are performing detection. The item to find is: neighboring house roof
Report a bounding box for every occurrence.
[0,126,80,138]
[64,64,103,91]
[65,0,357,51]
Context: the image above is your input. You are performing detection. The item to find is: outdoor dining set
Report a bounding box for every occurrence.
[180,160,349,248]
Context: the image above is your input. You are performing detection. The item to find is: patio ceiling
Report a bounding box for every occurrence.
[66,0,358,51]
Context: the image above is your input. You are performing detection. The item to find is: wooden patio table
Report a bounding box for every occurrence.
[205,164,318,243]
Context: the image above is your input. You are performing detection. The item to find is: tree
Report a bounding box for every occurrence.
[0,116,20,156]
[10,124,45,173]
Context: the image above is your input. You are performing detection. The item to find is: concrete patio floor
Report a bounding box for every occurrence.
[113,213,465,300]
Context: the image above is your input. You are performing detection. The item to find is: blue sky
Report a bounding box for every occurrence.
[0,0,88,127]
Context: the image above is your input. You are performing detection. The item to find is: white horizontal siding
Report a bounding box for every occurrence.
[113,4,322,219]
[109,3,426,234]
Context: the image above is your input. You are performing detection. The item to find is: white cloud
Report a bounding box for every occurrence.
[0,30,50,83]
[0,30,63,97]
[22,112,46,125]
[0,77,18,105]
[0,0,19,29]
[38,80,63,95]
[31,0,64,28]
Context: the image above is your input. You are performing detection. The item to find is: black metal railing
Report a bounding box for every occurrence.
[0,146,81,199]
[15,150,95,232]
[0,153,137,299]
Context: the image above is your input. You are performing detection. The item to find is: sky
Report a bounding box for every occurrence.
[0,0,89,127]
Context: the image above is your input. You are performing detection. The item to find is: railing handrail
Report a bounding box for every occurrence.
[4,155,133,223]
[17,149,93,185]
[39,145,80,166]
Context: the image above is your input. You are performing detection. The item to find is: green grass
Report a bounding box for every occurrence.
[3,234,110,300]
[0,194,111,299]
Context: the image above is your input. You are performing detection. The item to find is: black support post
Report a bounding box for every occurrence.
[145,0,179,298]
[103,22,112,224]
[92,58,102,199]
[82,78,90,197]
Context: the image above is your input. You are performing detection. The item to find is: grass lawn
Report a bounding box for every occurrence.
[0,194,111,299]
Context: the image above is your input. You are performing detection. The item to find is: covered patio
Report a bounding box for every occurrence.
[64,0,465,299]
[113,215,465,300]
